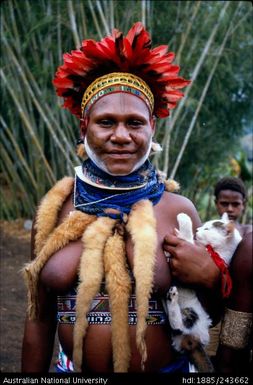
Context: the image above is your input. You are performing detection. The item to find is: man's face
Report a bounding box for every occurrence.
[82,93,155,175]
[215,190,245,221]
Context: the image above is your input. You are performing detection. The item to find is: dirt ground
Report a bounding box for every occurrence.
[0,220,58,373]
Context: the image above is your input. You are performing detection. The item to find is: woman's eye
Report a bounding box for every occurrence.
[99,120,113,127]
[128,120,142,127]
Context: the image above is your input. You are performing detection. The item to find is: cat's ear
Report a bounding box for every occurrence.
[226,221,235,236]
[221,212,229,223]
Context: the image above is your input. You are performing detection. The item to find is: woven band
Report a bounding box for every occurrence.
[81,72,154,116]
[220,308,252,349]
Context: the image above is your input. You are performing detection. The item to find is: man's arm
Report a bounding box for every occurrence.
[216,232,253,373]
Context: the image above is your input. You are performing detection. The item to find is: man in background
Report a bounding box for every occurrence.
[214,176,252,237]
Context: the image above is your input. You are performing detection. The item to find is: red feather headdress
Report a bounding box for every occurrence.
[53,22,190,118]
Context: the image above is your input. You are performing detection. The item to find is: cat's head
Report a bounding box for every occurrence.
[196,213,237,248]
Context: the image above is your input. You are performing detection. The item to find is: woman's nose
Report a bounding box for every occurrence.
[111,124,131,143]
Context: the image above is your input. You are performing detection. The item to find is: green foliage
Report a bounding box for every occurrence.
[1,0,252,221]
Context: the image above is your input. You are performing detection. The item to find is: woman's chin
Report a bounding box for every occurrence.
[103,160,136,176]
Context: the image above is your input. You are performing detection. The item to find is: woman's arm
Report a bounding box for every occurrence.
[163,199,222,323]
[163,199,220,289]
[21,283,57,372]
[21,218,57,372]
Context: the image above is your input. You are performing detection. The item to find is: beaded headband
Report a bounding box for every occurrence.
[81,72,154,116]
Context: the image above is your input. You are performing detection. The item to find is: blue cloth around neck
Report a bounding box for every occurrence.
[74,159,165,220]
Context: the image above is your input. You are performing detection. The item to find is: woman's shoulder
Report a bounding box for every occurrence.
[161,190,198,214]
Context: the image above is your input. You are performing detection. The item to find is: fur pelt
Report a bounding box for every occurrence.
[164,179,180,193]
[23,210,96,319]
[34,177,74,255]
[76,143,87,160]
[73,217,116,372]
[104,229,132,372]
[23,175,160,372]
[126,200,157,370]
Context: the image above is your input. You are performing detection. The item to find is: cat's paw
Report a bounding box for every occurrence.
[174,228,180,237]
[176,213,194,243]
[167,286,178,302]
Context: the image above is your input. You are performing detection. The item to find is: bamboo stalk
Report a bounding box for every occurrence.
[2,35,77,168]
[96,0,111,35]
[0,142,35,215]
[0,69,56,185]
[67,0,81,47]
[88,0,103,39]
[141,0,146,27]
[163,1,231,176]
[170,2,241,179]
[79,1,88,38]
[0,117,38,190]
[109,0,114,31]
[176,1,201,64]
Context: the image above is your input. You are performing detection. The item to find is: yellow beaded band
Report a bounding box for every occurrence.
[220,308,253,350]
[81,72,154,116]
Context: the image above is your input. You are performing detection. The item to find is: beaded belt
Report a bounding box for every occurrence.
[57,286,167,326]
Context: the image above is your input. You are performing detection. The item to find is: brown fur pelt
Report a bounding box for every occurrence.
[181,335,214,372]
[164,178,180,193]
[23,210,95,319]
[34,177,74,255]
[104,229,132,372]
[76,143,87,159]
[73,216,116,372]
[156,171,180,193]
[126,200,157,370]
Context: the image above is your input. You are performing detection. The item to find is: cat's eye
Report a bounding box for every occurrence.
[213,221,224,228]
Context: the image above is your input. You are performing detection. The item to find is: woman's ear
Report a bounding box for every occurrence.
[150,115,156,134]
[80,116,89,138]
[77,117,89,159]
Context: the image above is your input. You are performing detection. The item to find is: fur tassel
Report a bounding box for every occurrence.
[104,229,132,372]
[34,177,74,255]
[164,178,180,193]
[73,217,116,372]
[126,200,157,370]
[23,211,95,319]
[156,172,180,192]
[76,143,87,159]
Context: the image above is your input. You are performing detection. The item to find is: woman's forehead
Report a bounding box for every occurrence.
[89,92,151,117]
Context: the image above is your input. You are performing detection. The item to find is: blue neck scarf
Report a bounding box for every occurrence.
[74,159,165,220]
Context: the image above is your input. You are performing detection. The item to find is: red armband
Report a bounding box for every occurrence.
[206,244,232,298]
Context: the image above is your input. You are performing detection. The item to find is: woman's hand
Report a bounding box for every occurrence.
[163,233,220,289]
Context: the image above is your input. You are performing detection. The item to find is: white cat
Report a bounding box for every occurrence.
[165,212,242,356]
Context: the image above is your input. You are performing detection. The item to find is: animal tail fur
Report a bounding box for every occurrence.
[181,335,214,373]
[104,228,132,372]
[73,217,116,372]
[34,177,74,255]
[126,200,157,371]
[23,211,95,319]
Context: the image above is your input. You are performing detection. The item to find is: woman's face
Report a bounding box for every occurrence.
[82,93,155,175]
